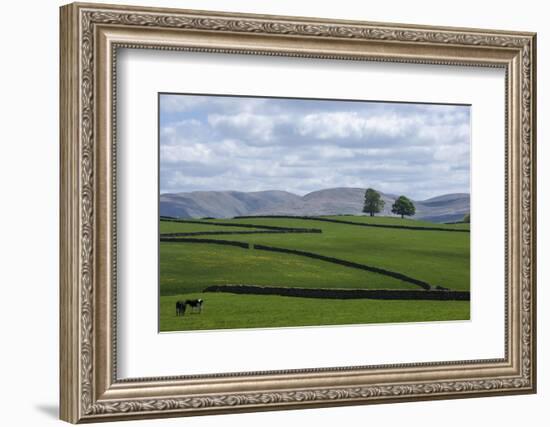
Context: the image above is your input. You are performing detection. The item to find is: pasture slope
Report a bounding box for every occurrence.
[159,215,470,332]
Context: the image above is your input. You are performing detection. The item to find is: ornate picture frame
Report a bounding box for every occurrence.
[60,2,536,423]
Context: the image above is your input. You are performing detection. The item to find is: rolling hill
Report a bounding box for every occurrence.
[160,188,469,223]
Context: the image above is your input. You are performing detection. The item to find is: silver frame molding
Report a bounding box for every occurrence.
[60,2,537,423]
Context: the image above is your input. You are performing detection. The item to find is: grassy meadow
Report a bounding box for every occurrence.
[159,215,470,331]
[160,293,469,332]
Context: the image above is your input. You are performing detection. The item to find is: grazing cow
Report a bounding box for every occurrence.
[175,300,186,316]
[185,299,203,314]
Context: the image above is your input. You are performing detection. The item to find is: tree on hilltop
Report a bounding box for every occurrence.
[362,188,385,217]
[391,196,416,219]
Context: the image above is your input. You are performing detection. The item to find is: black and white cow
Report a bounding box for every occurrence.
[175,300,186,316]
[185,299,203,314]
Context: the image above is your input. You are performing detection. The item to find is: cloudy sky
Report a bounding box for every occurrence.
[159,94,470,200]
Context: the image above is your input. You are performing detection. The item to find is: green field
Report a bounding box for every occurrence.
[322,215,470,230]
[159,215,470,331]
[160,293,469,332]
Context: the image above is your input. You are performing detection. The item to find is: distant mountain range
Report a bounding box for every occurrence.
[160,188,470,223]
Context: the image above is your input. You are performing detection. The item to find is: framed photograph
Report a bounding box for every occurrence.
[157,93,472,333]
[60,2,537,423]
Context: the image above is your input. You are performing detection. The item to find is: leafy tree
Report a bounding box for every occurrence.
[463,213,470,223]
[391,195,416,219]
[362,188,385,217]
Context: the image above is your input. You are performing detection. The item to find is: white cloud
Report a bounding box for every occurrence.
[159,95,470,199]
[207,112,293,144]
[160,96,209,113]
[161,143,213,164]
[433,143,470,163]
[297,112,419,141]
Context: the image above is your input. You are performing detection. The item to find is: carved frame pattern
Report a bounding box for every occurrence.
[60,2,536,423]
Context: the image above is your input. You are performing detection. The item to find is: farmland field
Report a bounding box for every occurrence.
[159,215,470,331]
